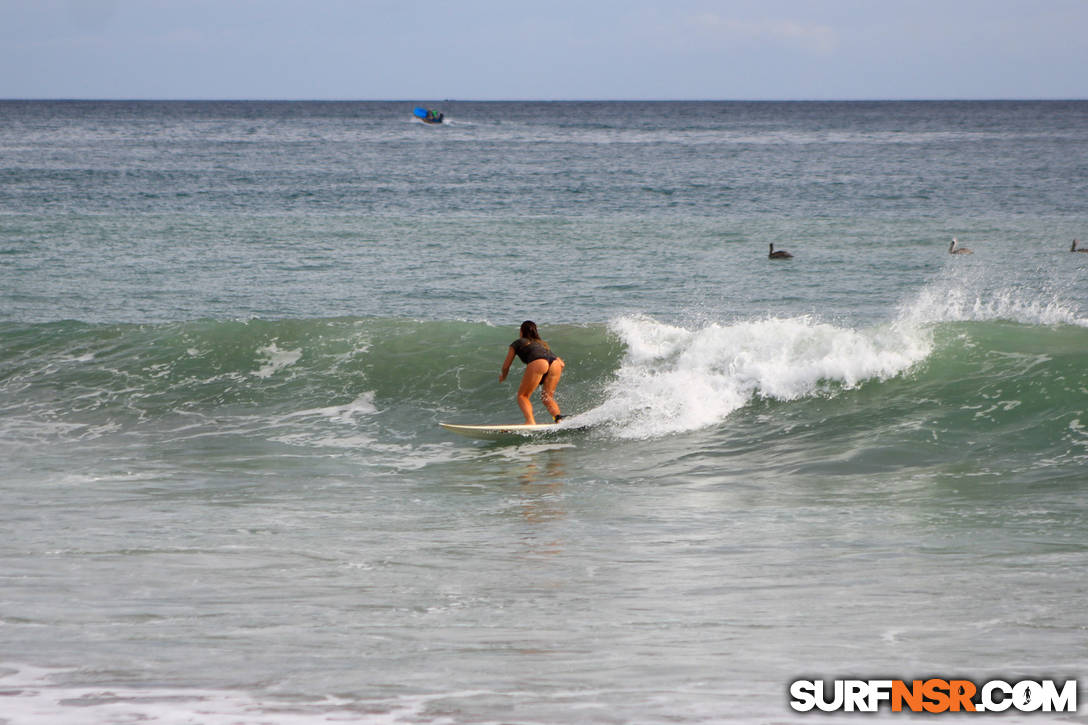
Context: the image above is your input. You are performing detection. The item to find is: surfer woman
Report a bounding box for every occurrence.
[500,320,565,424]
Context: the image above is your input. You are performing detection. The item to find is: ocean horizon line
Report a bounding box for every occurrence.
[2,96,1086,104]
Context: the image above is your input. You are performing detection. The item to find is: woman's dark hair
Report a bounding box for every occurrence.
[520,320,549,349]
[519,320,539,339]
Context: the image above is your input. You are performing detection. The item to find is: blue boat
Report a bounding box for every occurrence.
[413,106,444,125]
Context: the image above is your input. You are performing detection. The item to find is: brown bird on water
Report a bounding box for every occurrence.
[948,237,972,255]
[768,243,793,259]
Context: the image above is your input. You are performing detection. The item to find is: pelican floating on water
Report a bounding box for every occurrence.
[769,243,793,259]
[1072,239,1088,253]
[949,237,972,255]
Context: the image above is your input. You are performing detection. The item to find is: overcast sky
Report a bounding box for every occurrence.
[4,0,1087,100]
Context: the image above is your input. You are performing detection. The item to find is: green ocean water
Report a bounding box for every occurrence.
[1,101,1087,723]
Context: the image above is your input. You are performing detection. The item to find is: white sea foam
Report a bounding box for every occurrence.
[580,314,931,439]
[0,663,473,725]
[281,391,379,423]
[899,270,1088,328]
[253,343,303,378]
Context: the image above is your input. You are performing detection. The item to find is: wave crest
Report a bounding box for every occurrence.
[899,266,1088,329]
[579,314,932,439]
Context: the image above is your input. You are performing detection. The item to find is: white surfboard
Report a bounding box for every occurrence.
[439,422,561,440]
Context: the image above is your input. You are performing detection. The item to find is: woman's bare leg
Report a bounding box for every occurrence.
[517,360,549,423]
[540,358,564,420]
